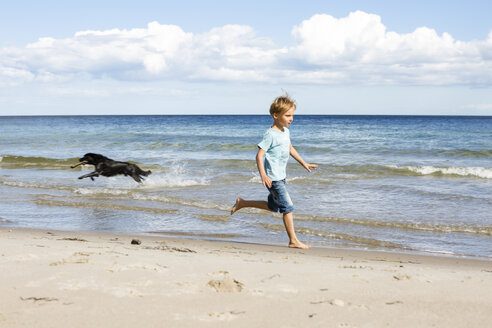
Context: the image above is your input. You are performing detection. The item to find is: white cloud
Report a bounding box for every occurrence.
[291,11,468,64]
[43,84,190,97]
[1,12,492,87]
[0,66,35,85]
[289,11,491,85]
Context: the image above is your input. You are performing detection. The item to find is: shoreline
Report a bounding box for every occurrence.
[146,229,492,263]
[1,226,491,327]
[3,225,491,263]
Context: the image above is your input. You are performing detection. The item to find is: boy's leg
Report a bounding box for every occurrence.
[282,212,310,249]
[231,198,271,215]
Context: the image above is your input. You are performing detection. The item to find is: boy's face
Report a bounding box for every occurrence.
[274,107,295,128]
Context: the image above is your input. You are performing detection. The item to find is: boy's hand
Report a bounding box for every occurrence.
[261,174,272,188]
[303,163,318,172]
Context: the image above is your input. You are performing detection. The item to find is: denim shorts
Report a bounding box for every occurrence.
[267,179,294,213]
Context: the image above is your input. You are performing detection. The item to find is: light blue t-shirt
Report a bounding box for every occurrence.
[257,127,291,181]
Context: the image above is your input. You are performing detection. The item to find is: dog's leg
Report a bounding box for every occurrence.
[131,174,142,183]
[78,171,100,180]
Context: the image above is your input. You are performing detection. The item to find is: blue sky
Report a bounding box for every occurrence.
[1,0,492,115]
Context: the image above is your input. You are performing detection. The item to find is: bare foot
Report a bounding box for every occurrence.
[289,241,311,249]
[230,198,243,215]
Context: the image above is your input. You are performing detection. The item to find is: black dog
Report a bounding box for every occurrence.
[71,153,151,183]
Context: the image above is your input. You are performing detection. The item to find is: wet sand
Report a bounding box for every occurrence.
[0,227,491,327]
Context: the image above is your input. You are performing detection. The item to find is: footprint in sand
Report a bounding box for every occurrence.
[205,311,246,321]
[207,274,244,293]
[58,279,143,298]
[341,265,374,270]
[310,299,345,307]
[260,274,281,283]
[49,252,91,266]
[58,237,87,242]
[310,298,369,310]
[338,323,357,328]
[107,263,167,273]
[20,296,59,304]
[393,274,411,281]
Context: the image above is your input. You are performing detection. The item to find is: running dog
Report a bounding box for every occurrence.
[71,153,151,183]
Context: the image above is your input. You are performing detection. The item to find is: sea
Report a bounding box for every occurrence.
[0,115,491,259]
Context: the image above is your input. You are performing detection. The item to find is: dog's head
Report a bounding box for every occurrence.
[71,153,108,168]
[79,153,108,164]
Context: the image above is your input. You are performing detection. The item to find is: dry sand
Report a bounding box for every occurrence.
[0,227,491,327]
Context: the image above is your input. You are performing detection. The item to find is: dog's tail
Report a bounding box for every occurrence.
[133,170,151,183]
[139,169,152,176]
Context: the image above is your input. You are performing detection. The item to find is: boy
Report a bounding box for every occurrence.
[231,94,317,249]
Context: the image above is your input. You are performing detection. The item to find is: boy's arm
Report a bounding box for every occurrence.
[290,144,318,172]
[256,148,272,188]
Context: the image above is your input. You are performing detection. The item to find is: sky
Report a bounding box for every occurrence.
[1,0,492,115]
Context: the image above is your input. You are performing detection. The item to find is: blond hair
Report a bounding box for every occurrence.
[269,93,296,116]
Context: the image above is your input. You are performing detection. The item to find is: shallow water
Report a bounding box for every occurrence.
[1,115,491,259]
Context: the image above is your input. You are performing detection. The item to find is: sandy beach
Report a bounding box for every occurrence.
[0,227,491,328]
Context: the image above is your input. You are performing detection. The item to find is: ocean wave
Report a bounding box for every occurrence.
[202,143,255,151]
[390,165,492,179]
[8,175,489,238]
[257,223,405,249]
[34,196,179,214]
[204,159,255,169]
[131,193,230,212]
[237,163,492,180]
[0,173,209,196]
[248,175,324,185]
[0,154,158,171]
[71,189,230,212]
[0,179,73,192]
[3,179,229,212]
[145,141,255,152]
[294,214,492,236]
[0,155,80,170]
[71,171,210,189]
[29,192,232,217]
[0,216,14,224]
[74,188,132,196]
[293,145,492,158]
[315,164,492,180]
[247,164,492,181]
[141,172,210,188]
[440,148,492,158]
[193,163,491,180]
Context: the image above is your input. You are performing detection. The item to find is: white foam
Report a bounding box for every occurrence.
[249,175,261,183]
[248,175,314,184]
[139,163,210,188]
[73,188,131,196]
[142,173,209,188]
[131,192,227,210]
[72,162,210,189]
[287,176,303,182]
[0,180,39,188]
[422,249,456,256]
[405,166,492,179]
